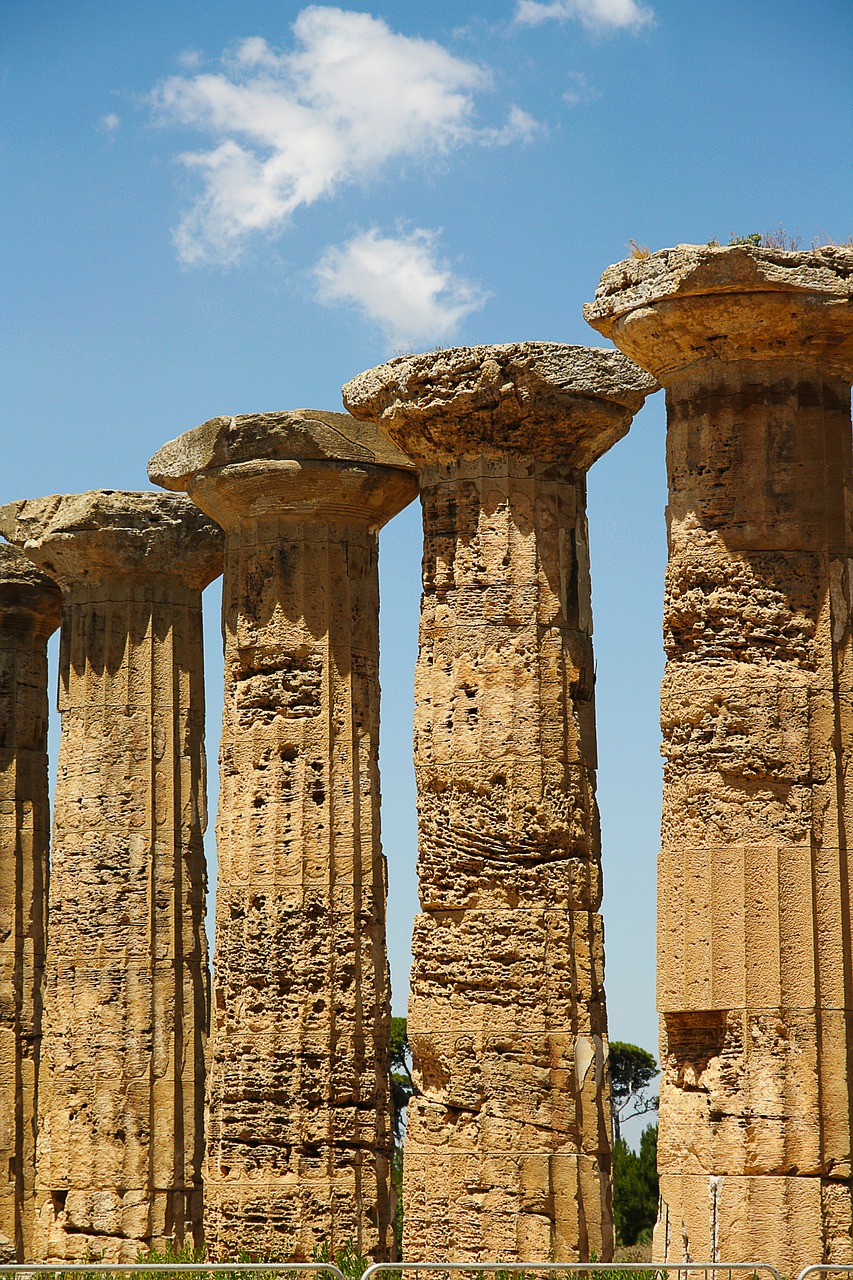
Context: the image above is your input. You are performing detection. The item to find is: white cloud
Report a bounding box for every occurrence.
[151,6,537,265]
[562,72,595,104]
[313,227,489,349]
[480,104,543,146]
[177,49,204,70]
[515,0,653,30]
[99,112,120,135]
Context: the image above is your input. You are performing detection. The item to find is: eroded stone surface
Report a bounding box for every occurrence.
[1,492,222,1260]
[583,242,853,382]
[149,409,413,486]
[0,546,61,1261]
[149,412,417,1259]
[586,245,853,1273]
[344,345,656,1262]
[343,342,656,466]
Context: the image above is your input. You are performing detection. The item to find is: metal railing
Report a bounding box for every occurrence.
[362,1261,784,1280]
[0,1261,791,1280]
[797,1270,853,1280]
[0,1268,346,1280]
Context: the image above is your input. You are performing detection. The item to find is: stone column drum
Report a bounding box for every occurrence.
[0,491,222,1261]
[344,343,657,1262]
[585,244,853,1270]
[0,546,61,1261]
[148,411,417,1260]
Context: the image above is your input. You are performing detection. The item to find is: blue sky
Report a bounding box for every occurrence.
[3,0,851,1137]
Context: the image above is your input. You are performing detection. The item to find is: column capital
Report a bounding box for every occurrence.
[584,242,853,384]
[0,544,61,639]
[148,409,418,531]
[0,491,223,592]
[342,341,657,468]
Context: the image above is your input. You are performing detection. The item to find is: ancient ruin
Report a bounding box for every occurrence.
[0,546,61,1261]
[0,491,222,1261]
[148,411,417,1259]
[343,343,657,1262]
[585,243,853,1270]
[2,242,853,1272]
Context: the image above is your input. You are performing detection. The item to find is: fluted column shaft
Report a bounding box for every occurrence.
[0,548,60,1261]
[344,343,656,1263]
[148,410,417,1260]
[0,492,222,1261]
[409,457,608,1262]
[585,243,853,1273]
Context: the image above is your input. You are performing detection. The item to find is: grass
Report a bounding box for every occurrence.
[626,228,853,257]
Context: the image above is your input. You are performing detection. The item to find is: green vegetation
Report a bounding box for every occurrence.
[608,1042,658,1143]
[389,1014,413,1257]
[312,1237,372,1280]
[612,1123,659,1247]
[136,1240,207,1265]
[390,1015,414,1143]
[720,227,852,250]
[391,1142,404,1260]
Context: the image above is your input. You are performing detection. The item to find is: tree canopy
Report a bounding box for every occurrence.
[612,1122,659,1245]
[390,1015,413,1144]
[609,1040,658,1142]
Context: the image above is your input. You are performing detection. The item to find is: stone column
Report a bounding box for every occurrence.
[585,243,853,1271]
[0,546,61,1261]
[343,343,657,1263]
[0,491,222,1261]
[148,410,418,1260]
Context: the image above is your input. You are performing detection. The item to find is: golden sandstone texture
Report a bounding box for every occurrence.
[585,243,853,1272]
[344,344,656,1262]
[0,491,222,1261]
[149,411,417,1259]
[3,246,853,1272]
[0,546,61,1261]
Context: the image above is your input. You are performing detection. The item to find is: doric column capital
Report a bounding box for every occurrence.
[583,242,853,385]
[148,409,417,531]
[342,341,657,469]
[0,491,223,592]
[0,544,61,641]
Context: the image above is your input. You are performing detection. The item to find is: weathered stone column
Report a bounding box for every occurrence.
[148,410,417,1260]
[585,244,853,1271]
[344,343,657,1263]
[0,491,222,1261]
[0,546,61,1261]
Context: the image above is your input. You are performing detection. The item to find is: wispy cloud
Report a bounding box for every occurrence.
[562,71,596,104]
[150,6,538,265]
[99,112,121,136]
[313,226,489,349]
[515,0,653,30]
[481,104,543,145]
[177,49,204,70]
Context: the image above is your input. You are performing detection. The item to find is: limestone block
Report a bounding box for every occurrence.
[655,1172,821,1269]
[403,1142,612,1263]
[656,1008,853,1178]
[200,1155,393,1262]
[403,1030,608,1154]
[408,909,606,1036]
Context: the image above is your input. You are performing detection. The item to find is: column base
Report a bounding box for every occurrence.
[654,1172,853,1275]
